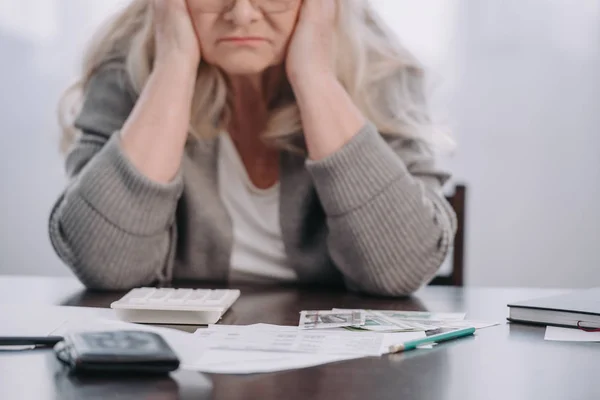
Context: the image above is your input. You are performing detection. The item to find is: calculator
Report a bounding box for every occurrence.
[110,288,241,325]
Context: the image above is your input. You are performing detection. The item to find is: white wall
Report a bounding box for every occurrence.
[0,0,598,288]
[376,0,600,288]
[0,0,127,276]
[452,0,600,287]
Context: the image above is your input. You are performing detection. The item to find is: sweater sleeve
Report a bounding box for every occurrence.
[305,122,457,297]
[49,66,183,290]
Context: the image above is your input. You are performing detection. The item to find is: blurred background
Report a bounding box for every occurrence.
[0,0,598,288]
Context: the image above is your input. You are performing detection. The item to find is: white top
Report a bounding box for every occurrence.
[217,133,297,283]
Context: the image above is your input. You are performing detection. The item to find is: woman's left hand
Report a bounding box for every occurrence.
[286,0,337,89]
[286,0,365,160]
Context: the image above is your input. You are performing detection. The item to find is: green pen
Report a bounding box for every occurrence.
[388,326,476,353]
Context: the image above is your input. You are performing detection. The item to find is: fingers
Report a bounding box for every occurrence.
[153,0,190,20]
[298,0,337,26]
[153,0,194,35]
[153,0,174,30]
[152,0,201,65]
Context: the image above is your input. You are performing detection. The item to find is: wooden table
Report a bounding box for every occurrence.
[0,276,596,400]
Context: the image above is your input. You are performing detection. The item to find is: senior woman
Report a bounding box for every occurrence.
[49,0,456,296]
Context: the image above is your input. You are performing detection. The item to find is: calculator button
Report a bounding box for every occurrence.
[184,290,210,305]
[166,289,193,304]
[208,290,227,300]
[204,290,229,305]
[125,288,155,304]
[147,288,174,303]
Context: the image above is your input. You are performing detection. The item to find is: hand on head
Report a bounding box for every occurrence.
[152,0,338,85]
[285,0,337,86]
[153,0,202,69]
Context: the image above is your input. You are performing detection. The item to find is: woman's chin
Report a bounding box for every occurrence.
[214,58,281,76]
[219,64,269,76]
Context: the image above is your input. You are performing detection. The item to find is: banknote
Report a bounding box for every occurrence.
[344,312,430,332]
[332,309,471,332]
[371,311,500,331]
[299,310,366,330]
[373,311,466,321]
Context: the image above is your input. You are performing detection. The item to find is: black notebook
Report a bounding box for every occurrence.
[507,287,600,329]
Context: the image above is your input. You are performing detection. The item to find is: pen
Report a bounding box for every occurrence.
[0,336,64,347]
[388,326,476,353]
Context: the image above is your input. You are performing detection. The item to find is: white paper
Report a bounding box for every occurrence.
[191,349,361,374]
[187,325,425,374]
[0,305,115,337]
[0,345,36,351]
[545,326,600,342]
[195,326,386,356]
[195,324,425,355]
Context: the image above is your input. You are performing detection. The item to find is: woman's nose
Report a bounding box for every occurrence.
[226,0,261,26]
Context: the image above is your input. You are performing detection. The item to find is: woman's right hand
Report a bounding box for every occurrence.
[118,0,201,183]
[153,0,201,69]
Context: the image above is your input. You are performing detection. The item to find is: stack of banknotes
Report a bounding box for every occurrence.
[299,309,496,331]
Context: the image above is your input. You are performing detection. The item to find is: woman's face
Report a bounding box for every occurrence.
[188,0,302,75]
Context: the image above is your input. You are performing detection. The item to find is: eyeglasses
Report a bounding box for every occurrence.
[196,0,297,14]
